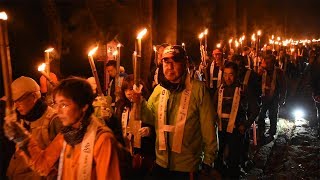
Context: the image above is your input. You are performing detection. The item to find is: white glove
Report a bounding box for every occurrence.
[4,113,30,146]
[97,96,113,119]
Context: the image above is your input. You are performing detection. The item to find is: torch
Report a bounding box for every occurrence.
[44,48,54,75]
[257,30,261,54]
[204,29,208,53]
[136,28,147,57]
[38,63,56,86]
[182,42,186,51]
[235,40,239,54]
[133,28,147,120]
[153,45,158,65]
[199,32,204,48]
[116,43,122,88]
[251,34,256,49]
[229,38,233,50]
[88,46,103,96]
[198,32,207,81]
[44,48,54,91]
[0,11,14,116]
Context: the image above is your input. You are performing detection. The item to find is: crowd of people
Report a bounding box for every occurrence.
[1,41,320,179]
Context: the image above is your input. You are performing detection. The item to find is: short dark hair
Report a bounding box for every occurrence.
[120,74,150,100]
[106,60,117,68]
[53,77,94,115]
[224,61,239,75]
[263,54,276,64]
[243,46,250,51]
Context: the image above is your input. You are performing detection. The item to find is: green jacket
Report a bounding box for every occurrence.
[141,79,218,172]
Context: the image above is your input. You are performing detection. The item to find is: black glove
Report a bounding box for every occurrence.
[201,162,212,176]
[200,162,222,179]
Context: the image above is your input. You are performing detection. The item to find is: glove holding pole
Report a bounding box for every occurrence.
[4,114,30,147]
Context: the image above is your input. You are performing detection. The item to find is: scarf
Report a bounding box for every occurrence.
[159,70,187,92]
[61,114,91,146]
[18,98,48,122]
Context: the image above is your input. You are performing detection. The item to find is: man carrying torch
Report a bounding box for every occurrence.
[1,11,61,180]
[132,45,219,179]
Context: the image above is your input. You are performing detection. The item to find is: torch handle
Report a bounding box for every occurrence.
[0,19,14,115]
[132,52,141,120]
[88,56,103,96]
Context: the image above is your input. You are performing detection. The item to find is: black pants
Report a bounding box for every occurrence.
[147,164,197,180]
[258,99,279,136]
[215,130,245,178]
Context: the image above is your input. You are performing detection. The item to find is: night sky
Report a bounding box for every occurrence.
[1,0,320,97]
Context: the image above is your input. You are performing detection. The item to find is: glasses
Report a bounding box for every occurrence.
[14,92,33,104]
[53,102,70,110]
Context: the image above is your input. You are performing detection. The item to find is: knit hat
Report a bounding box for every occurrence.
[162,45,187,62]
[12,76,40,101]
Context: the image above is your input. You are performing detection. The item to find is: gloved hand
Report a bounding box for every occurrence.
[279,98,285,106]
[238,124,246,135]
[200,162,212,176]
[96,96,113,120]
[200,162,221,179]
[138,127,151,137]
[4,113,30,146]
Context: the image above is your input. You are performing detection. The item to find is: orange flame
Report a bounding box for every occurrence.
[38,63,46,72]
[88,46,99,56]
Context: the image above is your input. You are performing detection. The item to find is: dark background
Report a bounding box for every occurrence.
[1,0,320,97]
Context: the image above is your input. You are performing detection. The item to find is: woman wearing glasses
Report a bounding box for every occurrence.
[4,77,120,180]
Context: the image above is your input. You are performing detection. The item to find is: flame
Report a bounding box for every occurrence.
[235,41,239,47]
[153,45,157,52]
[229,39,233,43]
[112,50,118,56]
[277,37,281,41]
[216,43,221,48]
[88,46,99,56]
[44,48,54,53]
[291,48,295,52]
[137,28,147,39]
[204,29,208,35]
[182,42,185,46]
[117,43,121,47]
[199,33,204,39]
[0,12,8,20]
[257,30,261,36]
[271,35,274,39]
[251,34,256,41]
[38,63,46,72]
